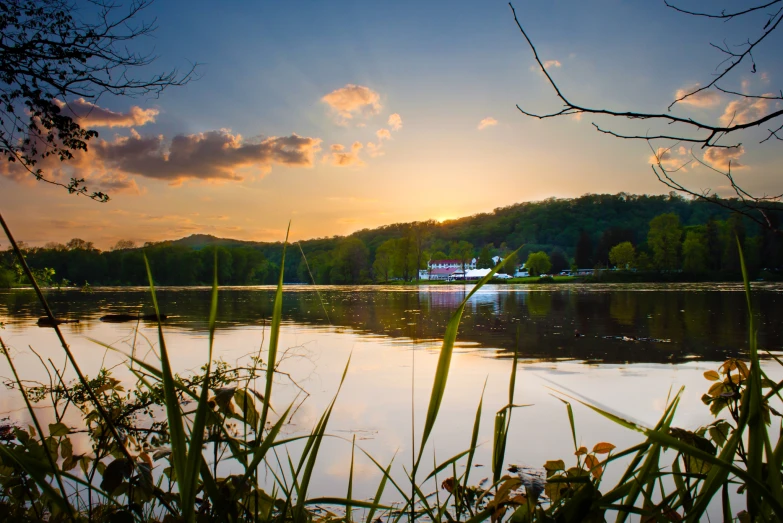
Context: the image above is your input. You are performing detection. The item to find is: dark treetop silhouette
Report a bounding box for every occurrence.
[0,0,195,201]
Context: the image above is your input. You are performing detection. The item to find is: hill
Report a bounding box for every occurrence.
[6,193,782,286]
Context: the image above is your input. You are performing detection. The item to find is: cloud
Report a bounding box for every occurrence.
[761,72,770,82]
[719,96,772,126]
[649,146,691,171]
[325,141,364,167]
[477,117,498,130]
[366,142,384,158]
[376,128,391,141]
[673,85,721,108]
[543,60,561,69]
[54,98,159,128]
[388,113,402,131]
[703,146,745,170]
[1,128,322,189]
[321,84,382,124]
[93,129,321,183]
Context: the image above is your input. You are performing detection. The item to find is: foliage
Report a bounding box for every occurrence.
[7,194,783,286]
[608,242,635,270]
[548,248,568,274]
[477,245,494,269]
[524,251,551,276]
[682,230,709,274]
[648,213,683,270]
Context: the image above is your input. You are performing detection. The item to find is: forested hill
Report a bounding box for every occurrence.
[4,193,782,286]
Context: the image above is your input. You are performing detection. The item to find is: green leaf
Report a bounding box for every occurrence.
[48,422,70,437]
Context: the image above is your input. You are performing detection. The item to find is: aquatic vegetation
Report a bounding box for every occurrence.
[0,213,781,522]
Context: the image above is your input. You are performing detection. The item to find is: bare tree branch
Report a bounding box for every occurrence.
[509,1,783,229]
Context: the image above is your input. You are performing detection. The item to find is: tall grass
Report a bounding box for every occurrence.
[0,215,781,523]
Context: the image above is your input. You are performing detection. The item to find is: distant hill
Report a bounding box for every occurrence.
[13,193,782,286]
[166,234,263,249]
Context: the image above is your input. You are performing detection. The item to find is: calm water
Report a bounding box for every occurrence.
[0,283,781,507]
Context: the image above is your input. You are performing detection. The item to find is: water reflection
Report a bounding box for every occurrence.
[1,283,781,363]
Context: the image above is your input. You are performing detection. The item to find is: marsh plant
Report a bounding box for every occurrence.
[0,213,781,522]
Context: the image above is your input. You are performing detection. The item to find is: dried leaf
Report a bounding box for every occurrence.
[584,454,603,479]
[592,442,615,454]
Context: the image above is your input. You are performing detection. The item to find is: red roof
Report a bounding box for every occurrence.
[429,268,460,275]
[430,259,461,265]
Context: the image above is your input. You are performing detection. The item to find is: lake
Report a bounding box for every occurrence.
[1,283,781,509]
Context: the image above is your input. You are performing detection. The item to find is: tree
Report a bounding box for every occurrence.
[705,217,723,271]
[549,247,569,273]
[332,237,369,284]
[411,221,433,282]
[648,213,683,270]
[575,230,593,268]
[476,245,493,269]
[66,238,94,251]
[1,0,195,201]
[111,239,136,251]
[392,236,415,281]
[511,2,783,228]
[609,242,636,269]
[525,251,551,276]
[501,251,519,275]
[722,213,747,272]
[372,239,394,283]
[595,228,634,266]
[682,231,709,274]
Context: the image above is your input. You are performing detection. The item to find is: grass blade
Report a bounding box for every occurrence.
[143,253,189,515]
[366,453,395,523]
[259,222,291,435]
[462,379,487,492]
[415,247,521,473]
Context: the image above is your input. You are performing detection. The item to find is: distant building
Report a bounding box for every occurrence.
[428,258,477,270]
[465,268,492,280]
[420,267,461,281]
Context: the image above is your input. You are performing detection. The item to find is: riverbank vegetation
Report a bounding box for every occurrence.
[2,194,782,288]
[0,223,782,522]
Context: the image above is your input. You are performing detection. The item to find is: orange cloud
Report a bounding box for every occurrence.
[388,113,402,131]
[673,85,721,108]
[704,146,745,170]
[325,141,364,167]
[478,117,498,130]
[54,98,159,128]
[376,128,391,141]
[321,84,382,124]
[719,96,772,126]
[366,142,384,158]
[649,146,690,172]
[543,60,561,69]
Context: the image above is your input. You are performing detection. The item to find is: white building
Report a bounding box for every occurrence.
[428,258,477,270]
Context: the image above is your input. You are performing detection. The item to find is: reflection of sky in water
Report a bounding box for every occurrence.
[0,285,781,515]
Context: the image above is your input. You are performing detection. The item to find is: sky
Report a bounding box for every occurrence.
[1,0,781,249]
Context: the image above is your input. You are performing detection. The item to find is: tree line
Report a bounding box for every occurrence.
[2,193,781,287]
